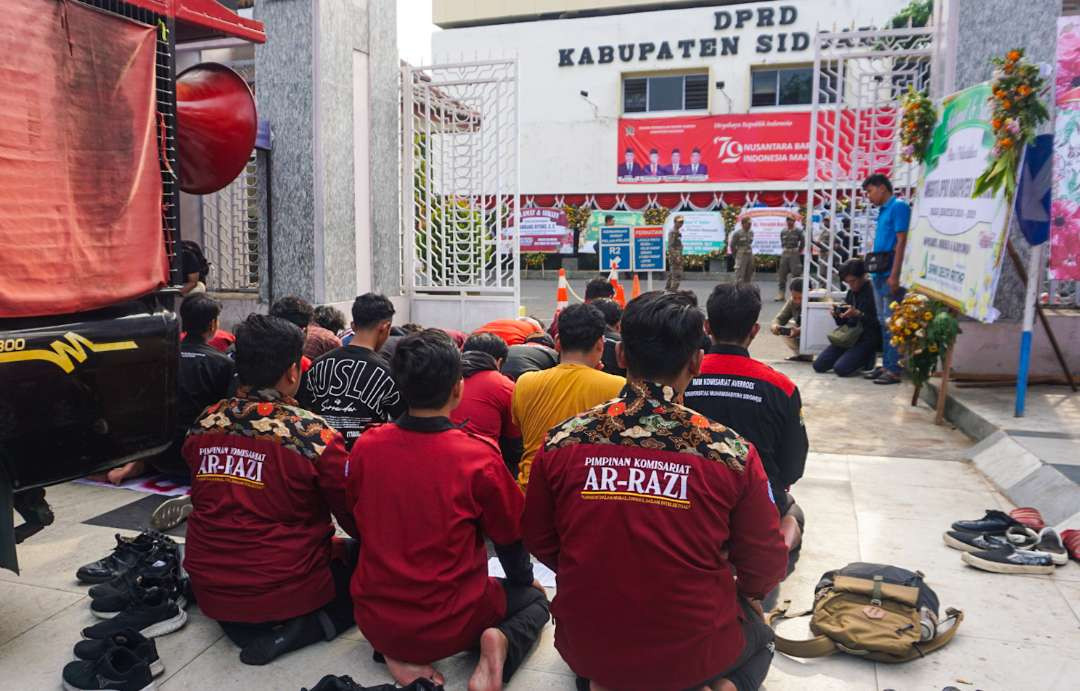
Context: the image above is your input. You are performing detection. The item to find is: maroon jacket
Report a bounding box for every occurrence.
[347,416,532,663]
[182,388,357,623]
[523,381,787,691]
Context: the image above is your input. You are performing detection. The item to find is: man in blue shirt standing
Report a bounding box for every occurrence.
[862,174,910,385]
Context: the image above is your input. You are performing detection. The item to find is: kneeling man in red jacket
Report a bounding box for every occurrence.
[524,291,788,691]
[183,314,359,665]
[348,329,549,690]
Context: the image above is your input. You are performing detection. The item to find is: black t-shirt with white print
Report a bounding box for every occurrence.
[298,344,405,449]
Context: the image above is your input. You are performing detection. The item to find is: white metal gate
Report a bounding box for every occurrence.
[201,155,260,293]
[401,59,519,332]
[800,25,935,353]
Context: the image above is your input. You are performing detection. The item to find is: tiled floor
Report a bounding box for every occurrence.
[4,451,1078,691]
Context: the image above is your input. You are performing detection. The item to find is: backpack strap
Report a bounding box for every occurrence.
[766,601,838,659]
[894,607,964,662]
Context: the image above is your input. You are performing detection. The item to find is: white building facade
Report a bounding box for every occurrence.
[433,0,913,207]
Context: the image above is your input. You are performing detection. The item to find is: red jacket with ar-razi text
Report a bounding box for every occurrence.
[523,381,787,691]
[182,388,357,623]
[346,415,533,663]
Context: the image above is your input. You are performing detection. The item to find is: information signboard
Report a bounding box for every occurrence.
[599,226,631,271]
[584,211,644,254]
[900,82,1010,322]
[661,212,725,255]
[633,226,665,271]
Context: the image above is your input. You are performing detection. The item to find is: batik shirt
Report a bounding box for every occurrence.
[523,381,787,691]
[182,387,356,623]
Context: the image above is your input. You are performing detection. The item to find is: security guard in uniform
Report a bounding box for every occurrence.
[730,216,755,285]
[665,215,685,291]
[777,215,804,301]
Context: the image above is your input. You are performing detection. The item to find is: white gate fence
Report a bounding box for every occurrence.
[401,59,520,332]
[201,155,260,293]
[800,25,936,353]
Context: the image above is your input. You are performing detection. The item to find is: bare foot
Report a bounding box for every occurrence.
[106,461,146,485]
[468,627,508,691]
[385,657,444,687]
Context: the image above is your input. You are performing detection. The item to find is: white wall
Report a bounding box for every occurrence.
[433,0,911,195]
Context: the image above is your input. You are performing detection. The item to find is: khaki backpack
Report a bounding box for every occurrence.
[767,563,963,663]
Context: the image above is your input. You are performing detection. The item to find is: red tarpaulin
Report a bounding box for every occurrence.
[0,0,166,318]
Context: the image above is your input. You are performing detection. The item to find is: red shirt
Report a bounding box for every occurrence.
[523,381,787,691]
[451,369,519,442]
[347,417,526,663]
[473,319,540,346]
[182,388,356,623]
[206,329,235,352]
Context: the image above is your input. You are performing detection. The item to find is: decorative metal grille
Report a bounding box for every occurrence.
[800,25,935,350]
[81,0,181,285]
[201,155,259,292]
[401,59,519,304]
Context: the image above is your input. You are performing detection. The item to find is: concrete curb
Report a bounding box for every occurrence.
[922,382,1080,526]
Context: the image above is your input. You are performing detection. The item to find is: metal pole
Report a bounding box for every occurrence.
[513,58,521,314]
[1015,241,1044,416]
[801,27,824,354]
[1006,239,1077,391]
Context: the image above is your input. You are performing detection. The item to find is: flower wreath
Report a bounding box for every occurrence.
[972,49,1050,199]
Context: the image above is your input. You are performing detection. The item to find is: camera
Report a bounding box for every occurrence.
[777,326,793,336]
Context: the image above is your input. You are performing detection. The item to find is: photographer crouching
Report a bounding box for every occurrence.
[812,259,881,377]
[770,279,811,362]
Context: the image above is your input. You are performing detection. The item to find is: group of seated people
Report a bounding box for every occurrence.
[139,276,811,691]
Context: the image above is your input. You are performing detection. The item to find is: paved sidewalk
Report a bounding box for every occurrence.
[3,452,1078,690]
[926,382,1080,525]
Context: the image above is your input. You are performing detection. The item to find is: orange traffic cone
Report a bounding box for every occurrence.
[614,280,626,307]
[631,274,641,299]
[556,268,569,311]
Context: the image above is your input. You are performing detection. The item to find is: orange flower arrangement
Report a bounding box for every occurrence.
[973,48,1049,198]
[899,85,936,163]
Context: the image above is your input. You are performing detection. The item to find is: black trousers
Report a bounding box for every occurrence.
[494,579,551,682]
[812,339,877,377]
[218,540,358,647]
[574,599,773,691]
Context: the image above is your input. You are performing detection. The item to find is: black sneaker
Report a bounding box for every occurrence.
[961,545,1055,575]
[87,553,182,601]
[91,577,188,620]
[61,646,155,691]
[73,629,164,678]
[82,587,187,640]
[863,366,884,380]
[951,509,1022,536]
[302,675,365,691]
[76,533,173,585]
[149,495,193,532]
[942,530,1012,553]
